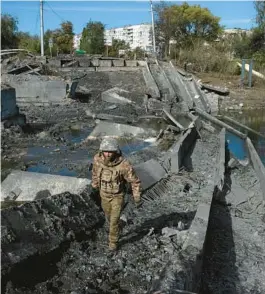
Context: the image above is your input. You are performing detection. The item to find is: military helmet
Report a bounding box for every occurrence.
[99,138,120,152]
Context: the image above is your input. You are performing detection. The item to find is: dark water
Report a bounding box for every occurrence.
[25,135,152,177]
[220,109,265,165]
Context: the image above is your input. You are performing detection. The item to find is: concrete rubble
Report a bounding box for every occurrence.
[86,120,157,139]
[1,170,91,201]
[1,54,265,294]
[101,87,133,105]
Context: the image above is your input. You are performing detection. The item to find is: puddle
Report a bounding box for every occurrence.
[24,137,153,178]
[63,128,92,144]
[226,132,248,161]
[27,164,78,177]
[220,109,265,165]
[119,139,152,155]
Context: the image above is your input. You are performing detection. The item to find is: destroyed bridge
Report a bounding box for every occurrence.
[1,54,265,294]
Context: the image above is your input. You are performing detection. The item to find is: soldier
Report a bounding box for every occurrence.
[91,137,142,252]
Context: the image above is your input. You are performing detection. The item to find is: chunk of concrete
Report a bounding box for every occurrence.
[87,121,157,139]
[113,59,125,67]
[1,85,18,120]
[5,76,78,105]
[91,59,99,67]
[1,189,103,276]
[1,170,91,201]
[101,87,133,105]
[162,227,178,238]
[99,59,112,67]
[125,60,138,67]
[135,159,166,190]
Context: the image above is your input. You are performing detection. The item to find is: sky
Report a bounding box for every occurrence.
[1,1,257,35]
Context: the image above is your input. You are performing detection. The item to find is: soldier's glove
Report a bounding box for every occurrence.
[135,199,143,209]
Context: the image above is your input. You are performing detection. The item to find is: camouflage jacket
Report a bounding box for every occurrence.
[91,152,141,202]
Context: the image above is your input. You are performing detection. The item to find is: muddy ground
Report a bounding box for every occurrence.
[197,72,265,110]
[2,60,265,294]
[1,70,161,182]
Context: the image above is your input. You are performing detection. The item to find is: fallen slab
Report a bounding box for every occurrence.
[142,64,160,99]
[163,108,185,131]
[1,170,91,202]
[101,87,133,105]
[162,118,199,173]
[1,85,19,120]
[86,121,157,139]
[4,75,78,105]
[200,83,229,95]
[1,189,104,277]
[135,159,167,190]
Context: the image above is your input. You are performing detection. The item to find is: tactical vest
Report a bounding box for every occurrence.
[97,160,125,195]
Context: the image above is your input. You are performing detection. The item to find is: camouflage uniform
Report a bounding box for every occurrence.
[91,138,141,250]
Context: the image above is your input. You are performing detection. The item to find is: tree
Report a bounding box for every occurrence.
[1,14,18,49]
[108,39,130,57]
[254,1,265,28]
[17,32,40,53]
[56,21,74,53]
[154,2,222,57]
[80,21,105,54]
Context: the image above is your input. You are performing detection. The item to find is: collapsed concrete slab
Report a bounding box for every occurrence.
[3,75,78,105]
[99,59,112,67]
[1,84,26,128]
[101,87,133,105]
[162,124,198,173]
[142,64,160,99]
[125,60,138,67]
[113,59,125,67]
[1,170,91,202]
[1,189,104,277]
[1,85,18,120]
[135,159,167,190]
[87,121,157,139]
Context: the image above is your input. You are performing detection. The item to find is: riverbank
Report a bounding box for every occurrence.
[197,72,265,110]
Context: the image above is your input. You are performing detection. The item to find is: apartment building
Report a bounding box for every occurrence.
[73,24,153,51]
[73,33,82,50]
[104,24,153,51]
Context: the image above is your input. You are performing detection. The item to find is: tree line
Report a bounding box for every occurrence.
[1,1,264,63]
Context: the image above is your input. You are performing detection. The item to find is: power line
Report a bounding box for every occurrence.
[44,1,65,23]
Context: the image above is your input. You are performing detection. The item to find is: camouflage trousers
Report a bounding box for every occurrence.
[100,194,124,250]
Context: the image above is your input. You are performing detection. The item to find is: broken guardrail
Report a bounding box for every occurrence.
[194,107,247,139]
[150,128,227,294]
[217,115,265,139]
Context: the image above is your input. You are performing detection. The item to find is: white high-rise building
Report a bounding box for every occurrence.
[104,24,153,51]
[73,23,153,52]
[73,33,82,50]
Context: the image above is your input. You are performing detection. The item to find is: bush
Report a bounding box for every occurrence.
[175,40,240,75]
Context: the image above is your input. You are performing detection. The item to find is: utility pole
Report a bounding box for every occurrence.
[40,0,44,56]
[150,0,156,54]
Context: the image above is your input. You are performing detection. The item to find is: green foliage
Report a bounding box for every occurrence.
[56,21,74,53]
[43,21,74,55]
[17,32,40,53]
[254,1,265,28]
[80,21,105,54]
[154,2,222,56]
[107,39,130,57]
[1,14,18,49]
